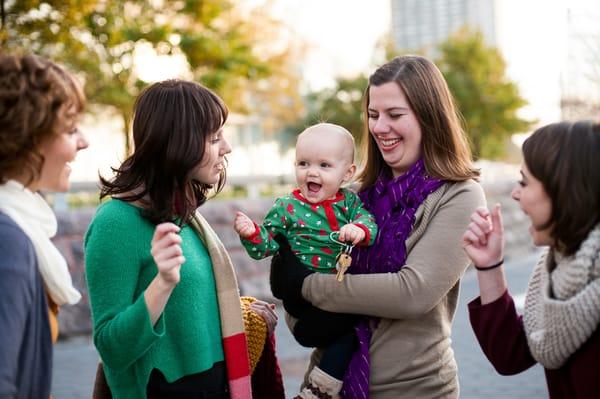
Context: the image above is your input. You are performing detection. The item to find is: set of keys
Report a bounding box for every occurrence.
[335,245,354,281]
[330,232,354,282]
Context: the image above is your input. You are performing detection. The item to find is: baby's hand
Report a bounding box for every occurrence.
[338,223,365,245]
[234,211,256,238]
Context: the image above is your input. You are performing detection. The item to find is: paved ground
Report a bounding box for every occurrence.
[52,253,547,398]
[451,253,547,399]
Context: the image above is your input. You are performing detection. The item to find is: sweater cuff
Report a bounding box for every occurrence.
[301,274,312,302]
[353,223,371,246]
[468,289,512,317]
[243,222,262,244]
[138,291,166,338]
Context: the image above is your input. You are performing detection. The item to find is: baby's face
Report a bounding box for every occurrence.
[294,127,355,204]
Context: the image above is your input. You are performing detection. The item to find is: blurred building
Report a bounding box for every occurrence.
[70,111,293,198]
[561,5,600,120]
[390,0,599,127]
[391,0,497,54]
[224,113,295,197]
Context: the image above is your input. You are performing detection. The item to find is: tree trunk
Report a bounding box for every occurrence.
[1,0,6,32]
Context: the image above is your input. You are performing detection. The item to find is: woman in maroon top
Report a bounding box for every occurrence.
[462,121,600,399]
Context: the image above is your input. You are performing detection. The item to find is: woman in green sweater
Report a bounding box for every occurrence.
[84,80,278,399]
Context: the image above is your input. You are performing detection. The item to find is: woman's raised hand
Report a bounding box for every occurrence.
[151,223,185,286]
[462,204,505,268]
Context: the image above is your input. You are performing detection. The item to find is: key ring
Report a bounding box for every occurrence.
[329,231,354,253]
[329,231,345,246]
[331,232,354,281]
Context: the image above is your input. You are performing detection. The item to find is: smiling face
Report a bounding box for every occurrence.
[511,162,553,246]
[193,127,232,185]
[295,124,356,203]
[29,105,88,193]
[367,82,422,177]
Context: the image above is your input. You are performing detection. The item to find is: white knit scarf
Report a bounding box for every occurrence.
[523,224,600,369]
[0,180,81,305]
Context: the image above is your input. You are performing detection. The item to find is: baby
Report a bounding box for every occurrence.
[234,123,377,398]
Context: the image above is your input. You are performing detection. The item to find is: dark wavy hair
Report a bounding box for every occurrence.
[522,120,600,255]
[100,79,228,224]
[358,55,479,190]
[0,53,85,185]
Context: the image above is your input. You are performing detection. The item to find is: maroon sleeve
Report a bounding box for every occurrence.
[468,290,537,375]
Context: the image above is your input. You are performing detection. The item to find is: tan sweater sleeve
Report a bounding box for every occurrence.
[301,180,486,319]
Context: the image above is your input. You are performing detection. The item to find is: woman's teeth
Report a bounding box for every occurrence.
[381,138,402,146]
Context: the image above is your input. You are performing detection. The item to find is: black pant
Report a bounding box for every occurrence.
[146,361,229,399]
[319,332,358,379]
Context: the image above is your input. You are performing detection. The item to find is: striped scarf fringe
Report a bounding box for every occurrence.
[190,212,253,399]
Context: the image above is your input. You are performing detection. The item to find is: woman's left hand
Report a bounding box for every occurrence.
[250,300,278,334]
[462,204,505,268]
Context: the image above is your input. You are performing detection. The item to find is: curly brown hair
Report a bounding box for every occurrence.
[0,53,85,185]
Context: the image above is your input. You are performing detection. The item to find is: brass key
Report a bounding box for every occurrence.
[335,246,353,282]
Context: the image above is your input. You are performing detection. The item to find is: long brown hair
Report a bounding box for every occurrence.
[100,80,228,224]
[0,53,85,185]
[358,55,478,190]
[522,121,600,255]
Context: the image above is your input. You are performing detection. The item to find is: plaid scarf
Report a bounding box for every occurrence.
[190,212,253,399]
[342,160,444,398]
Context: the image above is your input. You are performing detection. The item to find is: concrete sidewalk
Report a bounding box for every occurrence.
[52,255,547,398]
[51,306,310,399]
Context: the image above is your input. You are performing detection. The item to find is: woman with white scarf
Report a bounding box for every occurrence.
[462,121,600,399]
[0,54,88,399]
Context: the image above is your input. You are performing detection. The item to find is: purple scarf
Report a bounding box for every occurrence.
[341,159,444,398]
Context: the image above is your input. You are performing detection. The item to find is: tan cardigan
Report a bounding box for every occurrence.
[293,180,485,398]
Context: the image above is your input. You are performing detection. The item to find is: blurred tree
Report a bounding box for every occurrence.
[435,28,534,159]
[290,75,368,143]
[231,6,306,135]
[293,27,531,160]
[1,0,304,153]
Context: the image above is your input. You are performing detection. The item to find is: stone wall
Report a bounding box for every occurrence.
[53,183,537,337]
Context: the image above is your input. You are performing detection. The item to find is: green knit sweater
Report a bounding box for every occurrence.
[84,200,224,399]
